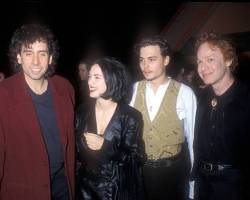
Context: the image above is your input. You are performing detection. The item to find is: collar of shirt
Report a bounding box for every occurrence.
[146,78,171,121]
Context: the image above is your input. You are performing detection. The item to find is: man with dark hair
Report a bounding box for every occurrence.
[193,31,250,200]
[75,58,89,107]
[130,35,197,199]
[0,23,75,200]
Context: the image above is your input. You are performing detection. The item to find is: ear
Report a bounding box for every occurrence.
[17,54,22,64]
[49,55,53,65]
[225,59,232,67]
[164,56,170,66]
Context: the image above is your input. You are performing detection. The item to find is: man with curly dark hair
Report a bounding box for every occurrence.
[0,23,75,200]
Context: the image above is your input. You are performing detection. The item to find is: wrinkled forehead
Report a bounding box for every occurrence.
[197,42,222,57]
[22,38,48,48]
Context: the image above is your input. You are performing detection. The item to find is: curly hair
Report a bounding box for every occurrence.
[195,31,238,72]
[92,57,130,103]
[8,23,59,77]
[134,35,172,58]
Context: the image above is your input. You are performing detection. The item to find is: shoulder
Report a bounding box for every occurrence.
[132,81,139,89]
[133,80,146,88]
[234,80,250,104]
[176,81,197,101]
[0,73,21,96]
[119,103,142,120]
[50,75,74,92]
[50,75,73,87]
[0,73,20,87]
[178,81,195,95]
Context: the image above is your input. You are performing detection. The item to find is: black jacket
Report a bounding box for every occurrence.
[75,101,145,200]
[192,80,250,198]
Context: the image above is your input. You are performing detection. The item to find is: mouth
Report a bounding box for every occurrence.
[143,71,152,76]
[31,68,42,74]
[89,88,95,92]
[202,72,212,78]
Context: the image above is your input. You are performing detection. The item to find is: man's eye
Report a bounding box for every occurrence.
[208,58,214,63]
[40,53,47,57]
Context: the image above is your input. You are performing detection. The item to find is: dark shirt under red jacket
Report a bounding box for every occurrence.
[0,72,75,200]
[193,80,250,199]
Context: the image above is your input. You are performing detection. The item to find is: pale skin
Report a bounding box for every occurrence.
[196,42,234,96]
[139,45,170,93]
[84,64,117,150]
[17,40,52,95]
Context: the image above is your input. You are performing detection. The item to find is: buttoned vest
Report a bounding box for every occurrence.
[134,80,184,160]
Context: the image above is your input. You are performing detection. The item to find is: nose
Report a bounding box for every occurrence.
[198,62,207,72]
[88,76,94,86]
[140,60,149,71]
[32,54,40,65]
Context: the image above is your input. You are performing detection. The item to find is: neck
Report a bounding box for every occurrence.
[212,73,234,96]
[26,77,48,95]
[96,98,117,110]
[148,75,169,93]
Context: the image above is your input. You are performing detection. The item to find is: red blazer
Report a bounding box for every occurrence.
[0,73,75,200]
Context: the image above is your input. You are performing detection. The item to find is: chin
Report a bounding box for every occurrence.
[145,76,153,81]
[202,79,213,85]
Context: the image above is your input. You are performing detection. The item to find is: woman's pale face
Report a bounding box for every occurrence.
[88,64,107,98]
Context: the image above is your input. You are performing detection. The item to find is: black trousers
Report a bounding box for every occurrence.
[143,145,190,200]
[195,168,243,200]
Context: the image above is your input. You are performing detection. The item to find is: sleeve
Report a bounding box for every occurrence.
[0,109,5,194]
[129,82,139,107]
[123,111,146,164]
[68,80,75,108]
[118,110,146,199]
[176,84,197,199]
[177,84,197,170]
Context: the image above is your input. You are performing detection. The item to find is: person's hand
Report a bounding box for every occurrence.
[83,132,104,150]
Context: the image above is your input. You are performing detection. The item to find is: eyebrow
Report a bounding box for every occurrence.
[198,53,215,60]
[22,49,49,53]
[139,56,157,59]
[89,73,103,77]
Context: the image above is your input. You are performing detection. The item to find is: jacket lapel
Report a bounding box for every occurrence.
[13,73,48,159]
[49,78,68,150]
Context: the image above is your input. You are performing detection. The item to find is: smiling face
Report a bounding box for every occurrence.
[17,40,52,84]
[139,45,169,82]
[88,64,107,99]
[196,42,232,87]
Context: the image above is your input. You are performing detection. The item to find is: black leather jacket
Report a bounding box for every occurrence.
[75,101,146,200]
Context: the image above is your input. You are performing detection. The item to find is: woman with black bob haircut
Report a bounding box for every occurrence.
[75,57,145,200]
[96,57,129,102]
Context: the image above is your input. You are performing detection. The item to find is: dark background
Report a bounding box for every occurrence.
[0,1,182,83]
